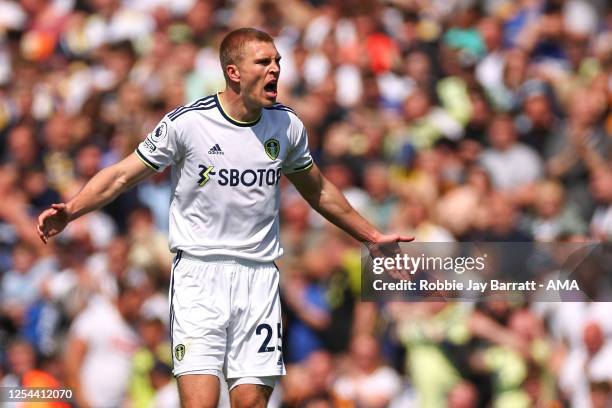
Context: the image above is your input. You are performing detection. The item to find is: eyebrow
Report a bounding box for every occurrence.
[254,55,282,63]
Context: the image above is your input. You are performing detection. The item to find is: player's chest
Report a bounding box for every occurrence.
[184,128,287,189]
[187,122,288,164]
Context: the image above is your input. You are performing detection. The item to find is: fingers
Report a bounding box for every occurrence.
[51,203,67,211]
[37,224,48,244]
[37,205,65,244]
[37,209,53,244]
[37,208,56,224]
[389,268,410,280]
[387,233,414,242]
[374,233,415,244]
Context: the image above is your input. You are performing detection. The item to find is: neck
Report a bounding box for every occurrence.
[218,88,262,123]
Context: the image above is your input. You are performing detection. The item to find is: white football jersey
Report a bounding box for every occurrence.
[135,93,313,261]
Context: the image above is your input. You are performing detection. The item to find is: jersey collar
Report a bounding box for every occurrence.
[214,93,261,127]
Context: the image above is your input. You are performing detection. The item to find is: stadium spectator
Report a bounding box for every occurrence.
[0,243,53,327]
[0,337,69,408]
[283,248,332,363]
[469,192,533,241]
[64,280,144,408]
[447,381,479,408]
[148,360,180,408]
[128,304,172,408]
[560,321,612,408]
[480,114,543,191]
[589,166,612,240]
[333,334,402,407]
[527,179,587,242]
[1,337,38,387]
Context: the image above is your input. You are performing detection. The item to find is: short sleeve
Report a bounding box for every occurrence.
[135,117,182,172]
[282,124,313,174]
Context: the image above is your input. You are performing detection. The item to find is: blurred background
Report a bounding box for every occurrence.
[0,0,611,407]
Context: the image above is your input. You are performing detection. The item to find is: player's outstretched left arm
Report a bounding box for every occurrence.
[37,153,156,243]
[286,164,413,246]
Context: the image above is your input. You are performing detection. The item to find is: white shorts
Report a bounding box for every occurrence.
[169,251,285,380]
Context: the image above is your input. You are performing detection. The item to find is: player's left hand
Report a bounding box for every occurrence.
[372,233,415,244]
[366,233,414,280]
[366,232,414,255]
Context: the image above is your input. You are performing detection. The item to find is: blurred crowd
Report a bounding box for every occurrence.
[1,0,612,407]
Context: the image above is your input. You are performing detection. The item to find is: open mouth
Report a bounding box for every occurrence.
[264,81,278,97]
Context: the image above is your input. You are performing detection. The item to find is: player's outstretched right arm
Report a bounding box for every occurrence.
[37,153,155,243]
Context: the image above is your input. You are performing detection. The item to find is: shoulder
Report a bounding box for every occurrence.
[264,102,305,132]
[514,143,541,159]
[166,94,218,123]
[264,102,300,122]
[264,102,296,115]
[481,148,500,159]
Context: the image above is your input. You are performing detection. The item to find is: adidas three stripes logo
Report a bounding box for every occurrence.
[208,144,224,155]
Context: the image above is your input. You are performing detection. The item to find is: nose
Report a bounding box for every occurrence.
[270,61,280,76]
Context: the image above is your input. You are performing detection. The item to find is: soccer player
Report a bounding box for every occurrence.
[37,28,413,408]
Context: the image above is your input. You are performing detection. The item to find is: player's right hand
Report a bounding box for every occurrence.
[37,203,70,244]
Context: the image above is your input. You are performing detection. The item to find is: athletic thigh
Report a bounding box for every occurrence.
[229,382,274,408]
[177,373,221,408]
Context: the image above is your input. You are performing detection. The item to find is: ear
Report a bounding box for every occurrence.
[226,64,240,83]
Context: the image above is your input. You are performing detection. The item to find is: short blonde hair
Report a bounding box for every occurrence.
[219,28,274,78]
